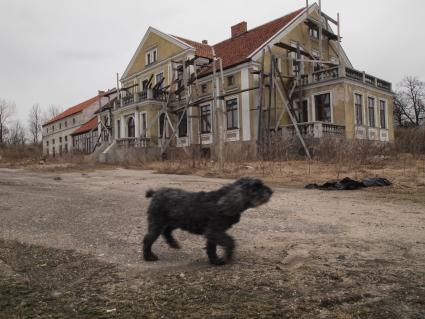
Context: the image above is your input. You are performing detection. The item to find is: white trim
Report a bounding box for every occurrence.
[312,90,333,123]
[121,26,191,80]
[145,48,158,66]
[241,68,251,141]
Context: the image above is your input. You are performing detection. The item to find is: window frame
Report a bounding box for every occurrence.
[379,99,388,129]
[227,75,235,87]
[354,92,364,126]
[225,97,239,130]
[146,48,158,66]
[177,111,188,138]
[313,91,333,123]
[294,98,309,123]
[200,104,212,134]
[367,96,377,127]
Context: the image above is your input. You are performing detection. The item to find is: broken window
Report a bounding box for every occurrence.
[380,100,387,129]
[146,48,157,65]
[227,75,235,87]
[314,93,331,122]
[127,117,135,138]
[295,100,309,123]
[309,26,319,40]
[355,93,363,125]
[159,113,166,138]
[177,111,188,138]
[141,113,147,138]
[368,97,376,127]
[201,104,212,134]
[226,98,239,130]
[156,73,164,89]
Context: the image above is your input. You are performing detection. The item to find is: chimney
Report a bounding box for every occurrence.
[202,40,208,45]
[231,21,247,38]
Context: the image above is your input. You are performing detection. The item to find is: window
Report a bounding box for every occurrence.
[59,123,62,129]
[52,139,55,145]
[227,75,235,87]
[53,147,55,157]
[291,42,304,75]
[117,120,121,139]
[146,48,157,65]
[368,97,376,127]
[177,111,188,137]
[52,125,55,132]
[47,127,49,133]
[140,113,147,138]
[127,117,135,138]
[159,113,166,138]
[59,145,62,155]
[309,26,319,40]
[46,141,49,147]
[73,118,76,125]
[65,136,68,142]
[314,93,332,122]
[142,79,149,91]
[311,50,321,72]
[380,100,387,129]
[226,98,239,130]
[65,144,68,153]
[156,73,164,89]
[65,121,67,128]
[201,84,208,94]
[201,105,212,134]
[295,100,309,123]
[355,93,363,125]
[59,137,62,143]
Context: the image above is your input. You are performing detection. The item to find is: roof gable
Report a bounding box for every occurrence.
[121,27,192,80]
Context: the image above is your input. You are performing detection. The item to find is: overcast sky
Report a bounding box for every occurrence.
[1,0,424,126]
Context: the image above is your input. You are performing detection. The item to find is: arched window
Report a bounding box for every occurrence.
[127,117,135,137]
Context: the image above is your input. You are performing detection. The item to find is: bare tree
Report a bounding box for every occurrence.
[0,99,16,144]
[42,104,63,124]
[394,76,425,127]
[28,103,42,144]
[7,120,26,145]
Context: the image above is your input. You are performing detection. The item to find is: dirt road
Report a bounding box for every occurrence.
[0,168,424,318]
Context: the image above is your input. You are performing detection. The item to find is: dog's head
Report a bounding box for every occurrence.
[218,177,273,216]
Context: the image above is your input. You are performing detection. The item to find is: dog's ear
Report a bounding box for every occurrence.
[217,187,246,216]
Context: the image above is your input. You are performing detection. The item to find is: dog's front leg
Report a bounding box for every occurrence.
[206,232,235,266]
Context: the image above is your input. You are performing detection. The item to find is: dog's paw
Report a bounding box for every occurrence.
[169,242,181,250]
[209,258,227,266]
[144,253,159,262]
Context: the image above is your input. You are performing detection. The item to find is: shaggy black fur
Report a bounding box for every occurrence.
[143,177,273,266]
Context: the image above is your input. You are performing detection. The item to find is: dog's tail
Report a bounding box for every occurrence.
[145,189,156,198]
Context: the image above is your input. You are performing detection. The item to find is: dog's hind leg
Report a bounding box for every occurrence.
[162,226,181,249]
[143,224,163,262]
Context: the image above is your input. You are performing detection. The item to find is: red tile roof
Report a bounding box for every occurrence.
[43,96,100,126]
[176,7,305,72]
[174,36,213,59]
[71,116,98,136]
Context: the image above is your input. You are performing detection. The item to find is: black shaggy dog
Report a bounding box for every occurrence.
[143,177,273,266]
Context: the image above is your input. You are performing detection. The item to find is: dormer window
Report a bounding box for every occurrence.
[146,48,157,66]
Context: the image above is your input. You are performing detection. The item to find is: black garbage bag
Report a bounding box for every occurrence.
[305,177,392,191]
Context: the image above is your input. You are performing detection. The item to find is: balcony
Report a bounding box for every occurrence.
[273,122,346,138]
[118,88,167,109]
[300,66,392,92]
